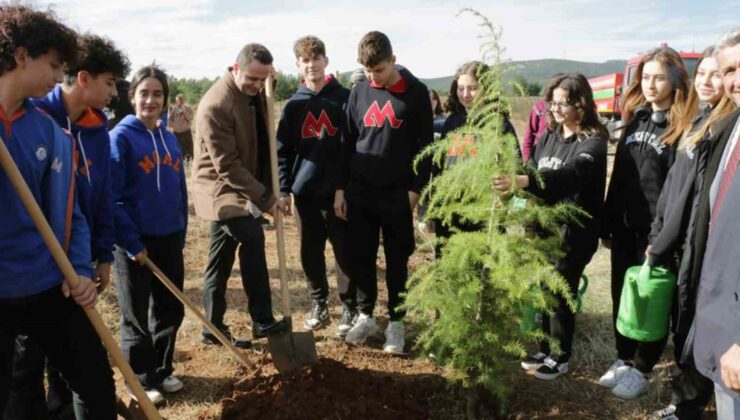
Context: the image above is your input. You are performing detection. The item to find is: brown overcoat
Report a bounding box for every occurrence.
[191,69,276,221]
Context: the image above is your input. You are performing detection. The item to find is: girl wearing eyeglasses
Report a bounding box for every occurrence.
[599,47,689,400]
[492,73,608,381]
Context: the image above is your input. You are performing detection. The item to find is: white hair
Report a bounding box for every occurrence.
[716,26,740,53]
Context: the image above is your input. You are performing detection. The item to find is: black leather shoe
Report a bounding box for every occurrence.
[252,318,288,339]
[202,329,252,349]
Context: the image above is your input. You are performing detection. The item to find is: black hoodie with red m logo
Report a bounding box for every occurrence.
[340,67,433,193]
[277,75,350,199]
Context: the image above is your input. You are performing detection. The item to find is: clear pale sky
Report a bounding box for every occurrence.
[41,0,735,79]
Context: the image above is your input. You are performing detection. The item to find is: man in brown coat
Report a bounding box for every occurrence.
[192,43,287,348]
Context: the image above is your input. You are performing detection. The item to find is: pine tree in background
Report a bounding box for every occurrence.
[404,9,586,417]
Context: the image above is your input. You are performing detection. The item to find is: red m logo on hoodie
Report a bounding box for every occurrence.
[363,100,403,129]
[302,110,338,139]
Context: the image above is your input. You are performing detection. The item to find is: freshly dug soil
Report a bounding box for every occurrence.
[220,347,458,420]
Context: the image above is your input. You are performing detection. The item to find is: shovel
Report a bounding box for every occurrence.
[0,135,161,419]
[142,256,258,373]
[264,74,318,373]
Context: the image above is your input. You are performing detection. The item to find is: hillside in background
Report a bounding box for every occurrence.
[414,58,628,92]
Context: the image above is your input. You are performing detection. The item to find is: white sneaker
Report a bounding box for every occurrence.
[383,321,405,354]
[611,366,647,399]
[128,385,164,406]
[161,375,184,393]
[599,359,627,388]
[344,313,379,345]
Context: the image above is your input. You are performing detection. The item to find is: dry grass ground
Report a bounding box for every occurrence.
[90,97,713,419]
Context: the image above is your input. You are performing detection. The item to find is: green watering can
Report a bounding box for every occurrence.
[521,274,589,332]
[616,262,676,342]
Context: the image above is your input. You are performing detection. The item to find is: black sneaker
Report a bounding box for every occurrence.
[336,306,358,337]
[520,351,548,370]
[303,299,329,330]
[252,318,288,339]
[648,404,677,420]
[202,327,252,349]
[534,356,569,380]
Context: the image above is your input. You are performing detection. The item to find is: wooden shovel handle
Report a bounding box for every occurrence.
[0,138,162,420]
[143,257,258,372]
[264,75,292,317]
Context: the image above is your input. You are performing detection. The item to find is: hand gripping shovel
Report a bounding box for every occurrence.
[0,136,161,419]
[264,75,318,373]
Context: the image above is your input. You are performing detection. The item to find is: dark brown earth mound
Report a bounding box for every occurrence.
[220,355,453,420]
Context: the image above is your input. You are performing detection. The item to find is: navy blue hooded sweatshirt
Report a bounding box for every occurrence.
[602,112,677,239]
[340,67,434,193]
[110,115,188,255]
[277,75,349,199]
[32,85,115,263]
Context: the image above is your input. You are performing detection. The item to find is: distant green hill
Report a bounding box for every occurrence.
[338,59,627,93]
[419,59,628,93]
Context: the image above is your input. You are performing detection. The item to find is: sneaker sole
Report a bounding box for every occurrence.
[520,361,544,371]
[534,370,566,380]
[383,345,406,355]
[303,318,329,331]
[161,383,184,393]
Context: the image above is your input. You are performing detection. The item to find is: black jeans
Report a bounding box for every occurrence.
[539,253,590,363]
[3,334,72,420]
[114,232,185,388]
[667,328,714,418]
[0,286,116,420]
[346,187,415,321]
[610,230,668,373]
[203,216,274,330]
[294,195,355,308]
[174,130,193,160]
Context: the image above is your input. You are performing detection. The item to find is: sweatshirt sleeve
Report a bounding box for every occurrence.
[276,102,295,195]
[92,142,115,263]
[411,87,435,194]
[198,103,275,212]
[601,140,626,241]
[110,132,144,256]
[337,89,359,190]
[525,137,606,203]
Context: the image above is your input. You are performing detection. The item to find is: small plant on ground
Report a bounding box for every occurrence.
[404,9,585,418]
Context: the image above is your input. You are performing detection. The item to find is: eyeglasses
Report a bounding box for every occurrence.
[548,101,575,110]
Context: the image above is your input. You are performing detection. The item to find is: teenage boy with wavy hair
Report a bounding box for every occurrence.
[0,5,116,420]
[277,35,356,336]
[335,31,433,353]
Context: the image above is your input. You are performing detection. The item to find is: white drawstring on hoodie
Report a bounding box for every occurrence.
[147,128,172,192]
[67,118,92,186]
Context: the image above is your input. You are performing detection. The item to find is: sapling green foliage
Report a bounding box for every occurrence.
[405,9,587,407]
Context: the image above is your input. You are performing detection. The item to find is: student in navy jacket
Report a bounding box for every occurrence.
[110,65,188,405]
[693,27,740,419]
[0,6,116,419]
[599,47,690,400]
[493,73,608,381]
[646,46,737,420]
[334,31,433,354]
[277,36,356,336]
[6,33,129,420]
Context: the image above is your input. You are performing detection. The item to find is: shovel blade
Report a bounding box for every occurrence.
[268,330,318,374]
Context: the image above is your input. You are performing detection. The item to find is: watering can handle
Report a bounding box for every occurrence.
[638,260,652,283]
